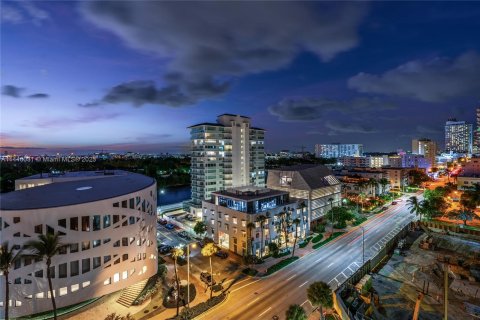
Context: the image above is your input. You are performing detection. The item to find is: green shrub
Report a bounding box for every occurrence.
[268,242,279,257]
[353,217,367,226]
[242,268,258,276]
[311,233,324,244]
[313,224,326,233]
[298,236,312,248]
[333,221,347,229]
[265,257,299,275]
[171,293,227,319]
[312,232,344,250]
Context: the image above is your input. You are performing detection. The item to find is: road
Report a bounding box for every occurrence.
[193,194,420,320]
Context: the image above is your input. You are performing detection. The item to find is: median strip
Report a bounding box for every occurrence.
[263,256,299,276]
[312,232,344,250]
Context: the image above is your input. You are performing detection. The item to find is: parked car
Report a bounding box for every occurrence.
[381,206,388,210]
[200,272,216,286]
[215,250,228,259]
[178,231,191,240]
[165,223,175,230]
[158,219,168,225]
[158,245,173,254]
[391,201,397,205]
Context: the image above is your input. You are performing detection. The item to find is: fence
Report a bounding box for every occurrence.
[333,222,412,320]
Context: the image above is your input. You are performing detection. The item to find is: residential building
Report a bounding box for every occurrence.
[188,114,265,215]
[339,155,388,168]
[412,138,437,168]
[382,167,410,191]
[315,143,363,158]
[201,186,304,257]
[475,108,480,155]
[0,171,157,318]
[267,164,341,228]
[333,168,390,196]
[445,119,473,154]
[401,154,429,170]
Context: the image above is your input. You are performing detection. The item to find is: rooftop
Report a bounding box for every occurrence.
[17,170,128,180]
[1,171,155,210]
[211,186,288,201]
[269,164,341,189]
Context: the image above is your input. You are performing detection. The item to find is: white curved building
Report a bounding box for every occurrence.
[0,170,158,318]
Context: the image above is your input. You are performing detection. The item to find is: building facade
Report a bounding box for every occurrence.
[189,114,265,215]
[315,143,363,158]
[267,165,341,227]
[201,186,304,257]
[445,119,473,154]
[382,167,410,191]
[412,138,437,168]
[0,171,157,318]
[475,108,480,155]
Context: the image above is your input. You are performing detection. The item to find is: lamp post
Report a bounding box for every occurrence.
[360,226,365,265]
[187,242,197,308]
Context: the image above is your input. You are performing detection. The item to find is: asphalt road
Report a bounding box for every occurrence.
[194,193,421,320]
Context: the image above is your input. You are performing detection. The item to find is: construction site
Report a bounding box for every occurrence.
[338,222,480,319]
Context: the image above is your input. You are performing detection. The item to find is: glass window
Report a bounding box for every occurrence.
[113,272,120,283]
[129,198,135,209]
[14,277,21,284]
[122,237,128,246]
[122,254,128,261]
[103,215,111,228]
[35,269,43,277]
[58,246,67,255]
[122,270,128,280]
[93,215,101,231]
[70,217,78,231]
[59,263,67,278]
[82,241,90,251]
[122,200,128,208]
[129,216,135,225]
[93,239,101,248]
[71,284,79,292]
[13,217,20,223]
[93,257,101,269]
[113,240,120,247]
[70,243,79,253]
[104,255,111,264]
[81,216,90,231]
[82,259,90,274]
[113,202,119,208]
[34,224,42,234]
[58,219,66,228]
[104,278,111,285]
[70,261,79,276]
[113,215,119,224]
[103,238,111,244]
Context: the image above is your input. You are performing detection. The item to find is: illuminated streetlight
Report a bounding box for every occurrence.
[187,242,197,308]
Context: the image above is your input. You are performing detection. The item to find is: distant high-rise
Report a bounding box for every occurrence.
[412,138,437,168]
[188,114,265,214]
[474,108,480,154]
[315,143,363,158]
[445,119,473,154]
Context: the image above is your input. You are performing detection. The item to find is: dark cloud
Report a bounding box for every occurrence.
[80,1,368,107]
[28,93,49,99]
[2,85,24,98]
[268,97,396,121]
[1,1,50,26]
[325,121,378,135]
[348,51,480,102]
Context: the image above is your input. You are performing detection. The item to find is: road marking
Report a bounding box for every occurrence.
[341,272,347,278]
[327,262,334,268]
[157,231,172,241]
[257,307,272,318]
[354,262,361,267]
[231,279,261,293]
[348,266,355,273]
[299,281,308,288]
[315,257,323,263]
[247,297,260,306]
[286,274,296,281]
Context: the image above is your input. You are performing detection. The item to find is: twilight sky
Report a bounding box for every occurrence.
[1,1,479,154]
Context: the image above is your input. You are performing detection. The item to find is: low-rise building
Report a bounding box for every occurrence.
[267,164,341,228]
[457,157,480,190]
[201,186,305,257]
[382,167,410,191]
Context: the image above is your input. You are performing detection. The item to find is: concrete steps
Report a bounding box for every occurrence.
[116,279,149,307]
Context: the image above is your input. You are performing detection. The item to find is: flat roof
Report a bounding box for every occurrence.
[1,172,155,210]
[17,170,127,180]
[211,188,288,201]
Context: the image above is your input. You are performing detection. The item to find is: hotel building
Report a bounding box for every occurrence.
[315,143,363,158]
[445,119,473,154]
[0,171,157,318]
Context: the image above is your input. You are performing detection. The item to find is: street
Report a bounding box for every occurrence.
[191,194,419,320]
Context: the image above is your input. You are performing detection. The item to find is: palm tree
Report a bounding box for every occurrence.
[285,304,307,320]
[256,215,267,258]
[0,242,23,320]
[368,178,378,196]
[291,218,301,258]
[378,178,389,195]
[307,281,333,320]
[246,222,256,257]
[171,247,184,316]
[25,233,64,320]
[327,198,334,234]
[407,196,423,221]
[201,243,218,299]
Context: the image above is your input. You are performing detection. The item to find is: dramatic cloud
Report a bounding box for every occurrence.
[325,121,378,135]
[32,113,121,129]
[28,93,49,99]
[2,85,23,98]
[80,1,367,107]
[1,1,50,25]
[268,97,396,121]
[348,51,480,102]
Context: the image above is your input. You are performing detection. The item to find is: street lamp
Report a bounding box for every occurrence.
[360,226,365,265]
[187,242,197,308]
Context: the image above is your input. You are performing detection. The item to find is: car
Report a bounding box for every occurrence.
[391,201,397,205]
[381,206,388,210]
[178,231,191,240]
[215,250,228,259]
[165,223,175,230]
[158,245,173,254]
[200,272,216,286]
[158,219,168,225]
[173,224,182,230]
[197,240,205,248]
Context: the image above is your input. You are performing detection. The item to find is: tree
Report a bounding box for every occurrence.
[407,196,423,221]
[409,169,430,187]
[449,208,475,226]
[256,215,267,258]
[25,233,64,320]
[268,242,279,257]
[368,178,378,196]
[279,208,292,249]
[307,281,333,320]
[285,304,307,320]
[201,243,218,299]
[246,222,256,256]
[104,313,134,320]
[327,197,334,234]
[0,242,23,320]
[291,218,301,258]
[193,221,207,236]
[171,247,184,316]
[378,178,389,195]
[326,207,354,229]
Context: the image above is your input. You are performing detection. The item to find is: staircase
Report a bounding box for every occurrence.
[116,279,148,307]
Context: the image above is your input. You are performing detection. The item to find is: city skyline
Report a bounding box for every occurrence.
[2,1,480,154]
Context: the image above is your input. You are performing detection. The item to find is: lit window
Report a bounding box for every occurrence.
[104,278,111,285]
[35,292,44,299]
[122,271,128,280]
[71,284,79,292]
[59,287,68,296]
[113,273,120,283]
[82,281,90,288]
[15,300,22,307]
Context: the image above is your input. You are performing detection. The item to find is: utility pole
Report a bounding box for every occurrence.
[444,264,448,320]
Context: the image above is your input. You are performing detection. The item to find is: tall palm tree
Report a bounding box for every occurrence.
[307,281,333,320]
[407,196,423,221]
[25,233,64,320]
[0,242,23,320]
[256,215,267,258]
[285,304,307,320]
[291,218,301,258]
[368,178,378,196]
[171,247,184,316]
[201,243,218,299]
[378,178,389,195]
[246,222,256,256]
[327,198,334,234]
